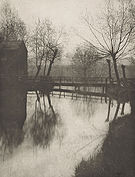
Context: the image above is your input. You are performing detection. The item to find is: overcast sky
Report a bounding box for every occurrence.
[7,0,103,62]
[9,0,102,26]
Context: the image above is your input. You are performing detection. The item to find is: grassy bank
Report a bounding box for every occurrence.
[75,114,135,177]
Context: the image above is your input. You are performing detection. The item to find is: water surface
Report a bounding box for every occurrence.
[0,94,130,177]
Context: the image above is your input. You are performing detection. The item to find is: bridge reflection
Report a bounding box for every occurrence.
[0,90,131,157]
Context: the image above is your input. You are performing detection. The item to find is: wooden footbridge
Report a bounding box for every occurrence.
[23,76,135,100]
[1,74,135,99]
[18,76,112,99]
[50,76,108,98]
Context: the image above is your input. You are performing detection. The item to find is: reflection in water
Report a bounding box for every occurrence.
[0,94,131,177]
[0,92,61,156]
[105,99,129,122]
[0,89,26,156]
[27,93,62,148]
[0,124,24,156]
[72,98,97,120]
[105,98,111,122]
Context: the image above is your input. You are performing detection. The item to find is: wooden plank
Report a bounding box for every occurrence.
[53,82,109,87]
[53,88,106,97]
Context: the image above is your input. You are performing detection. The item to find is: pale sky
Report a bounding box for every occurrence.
[9,0,102,27]
[4,0,104,63]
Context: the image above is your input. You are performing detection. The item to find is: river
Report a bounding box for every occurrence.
[0,93,130,177]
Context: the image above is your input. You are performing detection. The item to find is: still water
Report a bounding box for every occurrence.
[0,94,130,177]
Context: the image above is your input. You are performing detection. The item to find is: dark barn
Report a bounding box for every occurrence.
[0,41,27,80]
[0,41,27,132]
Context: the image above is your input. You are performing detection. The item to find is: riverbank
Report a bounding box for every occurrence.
[75,113,135,177]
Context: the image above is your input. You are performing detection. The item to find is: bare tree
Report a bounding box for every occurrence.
[0,1,27,41]
[82,0,135,84]
[72,43,100,78]
[29,19,63,79]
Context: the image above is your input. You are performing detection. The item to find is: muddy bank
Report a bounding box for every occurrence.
[75,113,135,177]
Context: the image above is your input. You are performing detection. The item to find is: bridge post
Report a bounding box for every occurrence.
[105,98,111,122]
[86,92,88,101]
[105,78,108,103]
[72,92,74,99]
[101,85,105,103]
[75,86,77,99]
[59,77,61,98]
[64,91,65,97]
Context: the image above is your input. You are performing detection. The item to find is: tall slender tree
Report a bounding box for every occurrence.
[29,19,63,78]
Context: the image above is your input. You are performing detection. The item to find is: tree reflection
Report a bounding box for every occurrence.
[0,125,24,155]
[105,99,128,122]
[28,93,62,148]
[0,91,62,157]
[0,89,26,156]
[105,98,111,122]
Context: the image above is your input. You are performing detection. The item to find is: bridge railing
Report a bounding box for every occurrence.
[49,76,107,84]
[19,75,107,83]
[2,74,134,85]
[0,74,112,85]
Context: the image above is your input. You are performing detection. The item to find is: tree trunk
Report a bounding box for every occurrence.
[47,49,58,76]
[121,65,126,79]
[43,59,47,76]
[106,59,112,83]
[34,65,41,79]
[47,61,53,76]
[112,57,120,85]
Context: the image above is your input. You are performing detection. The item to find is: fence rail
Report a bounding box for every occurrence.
[1,74,135,83]
[1,74,135,92]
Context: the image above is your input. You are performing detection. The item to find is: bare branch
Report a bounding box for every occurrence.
[83,17,110,53]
